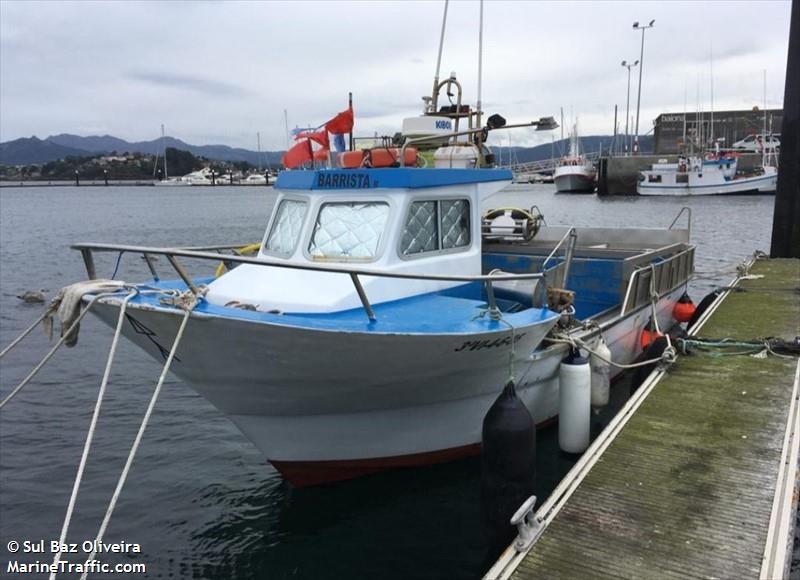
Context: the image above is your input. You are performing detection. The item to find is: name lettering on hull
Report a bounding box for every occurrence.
[454,333,527,352]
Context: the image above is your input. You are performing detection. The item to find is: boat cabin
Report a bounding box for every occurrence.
[205,167,693,327]
[206,168,512,313]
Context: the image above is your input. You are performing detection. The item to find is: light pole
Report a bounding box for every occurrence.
[632,19,655,154]
[621,59,639,154]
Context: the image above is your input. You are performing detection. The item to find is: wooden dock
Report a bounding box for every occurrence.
[487,257,800,580]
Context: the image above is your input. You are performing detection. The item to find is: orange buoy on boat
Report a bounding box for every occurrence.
[640,318,664,349]
[365,147,418,168]
[672,293,696,323]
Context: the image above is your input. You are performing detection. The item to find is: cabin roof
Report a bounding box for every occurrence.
[275,168,512,191]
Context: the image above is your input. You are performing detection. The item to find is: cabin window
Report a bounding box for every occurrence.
[264,199,308,256]
[441,200,470,249]
[676,174,689,184]
[401,199,470,256]
[648,174,662,183]
[401,201,438,255]
[308,202,389,261]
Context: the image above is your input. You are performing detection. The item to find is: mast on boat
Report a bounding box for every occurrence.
[257,132,262,172]
[161,124,168,179]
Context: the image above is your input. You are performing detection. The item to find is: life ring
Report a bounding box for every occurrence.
[483,207,542,241]
[215,243,262,278]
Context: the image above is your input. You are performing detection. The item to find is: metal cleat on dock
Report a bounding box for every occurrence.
[509,495,543,552]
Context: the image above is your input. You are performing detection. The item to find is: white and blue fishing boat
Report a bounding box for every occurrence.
[70,131,695,485]
[637,154,777,196]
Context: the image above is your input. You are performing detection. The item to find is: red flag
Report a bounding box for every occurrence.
[307,130,330,149]
[294,129,329,148]
[325,107,354,134]
[282,139,313,169]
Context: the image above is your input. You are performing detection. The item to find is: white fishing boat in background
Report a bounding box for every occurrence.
[637,153,777,196]
[553,123,596,193]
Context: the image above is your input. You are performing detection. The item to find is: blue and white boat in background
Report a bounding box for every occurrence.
[637,154,778,196]
[74,134,695,485]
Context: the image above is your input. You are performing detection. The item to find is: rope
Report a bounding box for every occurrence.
[547,335,677,370]
[110,251,124,280]
[79,301,195,580]
[677,337,799,360]
[471,305,517,383]
[50,290,137,579]
[0,292,120,410]
[0,311,50,360]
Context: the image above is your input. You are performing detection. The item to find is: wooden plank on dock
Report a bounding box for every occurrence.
[493,258,800,580]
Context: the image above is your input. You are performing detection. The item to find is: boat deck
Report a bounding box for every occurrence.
[488,258,800,579]
[117,278,559,334]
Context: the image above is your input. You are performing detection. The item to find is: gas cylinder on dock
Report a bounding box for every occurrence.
[590,336,612,410]
[480,381,536,559]
[558,348,591,454]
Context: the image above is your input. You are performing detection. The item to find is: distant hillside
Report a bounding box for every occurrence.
[0,136,90,165]
[493,135,654,165]
[0,133,285,167]
[1,132,654,167]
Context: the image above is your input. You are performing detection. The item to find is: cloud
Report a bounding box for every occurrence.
[0,0,792,149]
[128,71,248,98]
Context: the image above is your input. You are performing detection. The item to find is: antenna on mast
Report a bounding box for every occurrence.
[476,0,484,131]
[431,0,449,113]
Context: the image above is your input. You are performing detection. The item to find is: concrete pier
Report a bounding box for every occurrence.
[486,257,800,579]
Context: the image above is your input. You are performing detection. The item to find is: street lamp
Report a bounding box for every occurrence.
[621,59,639,154]
[632,19,655,154]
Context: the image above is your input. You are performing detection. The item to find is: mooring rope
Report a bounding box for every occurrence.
[79,301,196,580]
[0,310,50,360]
[0,291,121,410]
[546,335,677,369]
[50,290,138,579]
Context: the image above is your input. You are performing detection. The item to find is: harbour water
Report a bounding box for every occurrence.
[0,185,775,578]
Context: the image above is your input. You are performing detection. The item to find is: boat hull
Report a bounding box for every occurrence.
[91,284,684,485]
[554,172,595,193]
[638,172,777,196]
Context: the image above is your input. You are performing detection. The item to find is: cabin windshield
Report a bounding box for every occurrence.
[264,199,308,256]
[308,201,390,261]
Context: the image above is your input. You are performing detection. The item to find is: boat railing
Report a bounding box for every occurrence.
[620,245,695,315]
[668,206,692,239]
[541,227,578,290]
[71,243,547,323]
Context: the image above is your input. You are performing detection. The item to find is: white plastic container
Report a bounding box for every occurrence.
[558,349,591,453]
[590,336,612,409]
[433,144,480,169]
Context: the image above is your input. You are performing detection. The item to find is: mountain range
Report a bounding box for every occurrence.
[0,133,653,167]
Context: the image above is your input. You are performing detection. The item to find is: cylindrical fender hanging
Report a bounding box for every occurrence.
[559,348,591,454]
[687,289,722,329]
[590,336,612,410]
[480,381,536,560]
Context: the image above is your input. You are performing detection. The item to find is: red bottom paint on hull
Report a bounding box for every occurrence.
[271,417,559,487]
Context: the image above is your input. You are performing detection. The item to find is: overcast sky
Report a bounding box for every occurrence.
[0,0,792,150]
